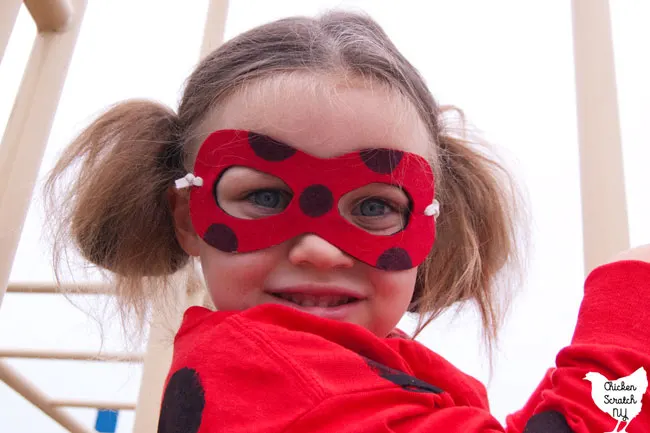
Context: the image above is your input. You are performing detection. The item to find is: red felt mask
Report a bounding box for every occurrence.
[180,129,438,271]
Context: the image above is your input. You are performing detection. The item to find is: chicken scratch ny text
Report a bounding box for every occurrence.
[604,394,639,405]
[604,381,638,391]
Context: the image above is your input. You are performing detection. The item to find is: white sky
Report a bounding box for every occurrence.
[0,1,648,432]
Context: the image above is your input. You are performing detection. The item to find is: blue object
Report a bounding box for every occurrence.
[95,409,118,433]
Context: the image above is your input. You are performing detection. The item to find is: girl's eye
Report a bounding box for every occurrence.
[349,197,408,235]
[246,189,291,211]
[214,167,294,219]
[250,190,279,208]
[357,198,390,217]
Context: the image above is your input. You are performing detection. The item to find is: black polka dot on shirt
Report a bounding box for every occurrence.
[157,368,205,433]
[522,411,573,433]
[364,357,443,394]
[248,132,296,161]
[376,248,413,271]
[299,185,334,217]
[360,149,404,174]
[203,224,238,252]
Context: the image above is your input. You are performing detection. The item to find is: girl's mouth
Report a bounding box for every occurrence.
[265,289,365,320]
[270,292,356,308]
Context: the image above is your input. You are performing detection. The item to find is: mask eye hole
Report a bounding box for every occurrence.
[214,166,293,219]
[338,183,411,236]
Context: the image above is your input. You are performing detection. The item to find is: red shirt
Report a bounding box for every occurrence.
[157,261,650,432]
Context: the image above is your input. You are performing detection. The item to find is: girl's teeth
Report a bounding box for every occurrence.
[301,296,316,307]
[317,298,330,308]
[276,293,352,308]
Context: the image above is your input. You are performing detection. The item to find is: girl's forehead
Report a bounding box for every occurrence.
[195,74,431,160]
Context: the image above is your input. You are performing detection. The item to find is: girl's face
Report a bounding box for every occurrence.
[173,75,431,337]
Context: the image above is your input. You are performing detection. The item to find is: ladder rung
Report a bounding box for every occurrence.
[6,282,112,295]
[0,360,92,433]
[51,399,136,411]
[0,349,144,363]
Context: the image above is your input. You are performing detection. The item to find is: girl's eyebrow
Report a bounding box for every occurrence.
[220,166,289,186]
[246,129,417,160]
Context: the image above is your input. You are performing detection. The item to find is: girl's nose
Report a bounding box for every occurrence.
[288,234,355,269]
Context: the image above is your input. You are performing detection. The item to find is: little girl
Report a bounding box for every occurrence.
[45,10,650,433]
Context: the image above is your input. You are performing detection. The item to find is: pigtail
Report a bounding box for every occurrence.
[411,107,529,364]
[43,100,190,328]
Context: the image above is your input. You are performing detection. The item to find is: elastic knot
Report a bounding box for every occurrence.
[424,200,440,219]
[175,173,204,189]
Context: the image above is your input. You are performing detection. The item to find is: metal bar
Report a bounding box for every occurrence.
[571,0,630,274]
[0,0,87,310]
[131,273,210,433]
[0,0,22,63]
[132,3,229,431]
[24,0,74,33]
[7,282,112,295]
[131,302,180,433]
[52,399,136,411]
[0,349,144,363]
[199,0,230,58]
[0,360,92,433]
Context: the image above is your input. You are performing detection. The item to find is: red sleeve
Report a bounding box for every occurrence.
[505,260,650,433]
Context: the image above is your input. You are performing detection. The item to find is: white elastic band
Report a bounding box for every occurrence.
[175,173,204,189]
[424,200,440,219]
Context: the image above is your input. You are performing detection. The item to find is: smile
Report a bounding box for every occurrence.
[270,292,354,308]
[265,287,365,320]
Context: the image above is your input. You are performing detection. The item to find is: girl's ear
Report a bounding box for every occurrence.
[168,187,201,256]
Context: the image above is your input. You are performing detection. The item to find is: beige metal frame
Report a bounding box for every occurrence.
[0,0,630,432]
[0,1,229,432]
[571,0,630,273]
[131,3,229,432]
[0,359,96,433]
[0,0,86,310]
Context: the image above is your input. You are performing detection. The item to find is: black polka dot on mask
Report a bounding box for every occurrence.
[203,224,238,252]
[158,368,205,433]
[248,132,297,161]
[360,149,404,174]
[376,248,413,271]
[299,185,334,217]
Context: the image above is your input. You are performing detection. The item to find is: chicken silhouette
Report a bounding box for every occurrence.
[584,367,648,432]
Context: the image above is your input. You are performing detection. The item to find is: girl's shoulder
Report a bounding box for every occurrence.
[173,303,490,408]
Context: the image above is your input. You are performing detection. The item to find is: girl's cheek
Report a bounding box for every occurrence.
[202,251,275,311]
[369,268,417,299]
[201,247,279,287]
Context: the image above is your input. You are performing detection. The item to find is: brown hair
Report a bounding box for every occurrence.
[44,10,528,355]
